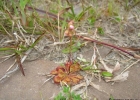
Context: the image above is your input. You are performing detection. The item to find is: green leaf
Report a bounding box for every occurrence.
[0,48,14,51]
[75,6,91,21]
[76,42,81,47]
[15,50,22,55]
[63,86,70,93]
[81,66,92,70]
[19,45,27,50]
[88,17,96,25]
[20,0,30,10]
[101,71,113,77]
[54,92,66,100]
[97,27,104,35]
[62,42,82,54]
[71,92,82,100]
[109,94,114,100]
[62,47,78,54]
[114,16,121,22]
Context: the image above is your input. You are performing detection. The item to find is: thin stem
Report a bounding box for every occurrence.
[76,35,135,58]
[26,6,69,22]
[68,36,72,61]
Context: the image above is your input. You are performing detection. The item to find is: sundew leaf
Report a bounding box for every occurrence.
[101,71,113,77]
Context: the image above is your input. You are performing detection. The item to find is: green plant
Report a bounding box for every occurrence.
[97,27,104,35]
[54,86,82,100]
[0,33,44,76]
[124,0,140,11]
[87,7,99,26]
[109,94,114,100]
[19,0,31,26]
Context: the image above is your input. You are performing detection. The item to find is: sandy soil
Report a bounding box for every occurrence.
[0,48,140,100]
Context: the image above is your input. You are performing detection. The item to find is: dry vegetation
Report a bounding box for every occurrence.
[0,0,140,99]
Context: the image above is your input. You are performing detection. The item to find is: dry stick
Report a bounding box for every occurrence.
[26,6,140,59]
[26,6,69,22]
[0,49,32,83]
[75,35,140,59]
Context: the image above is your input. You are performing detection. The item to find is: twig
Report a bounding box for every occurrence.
[42,75,54,86]
[75,35,140,59]
[26,6,69,22]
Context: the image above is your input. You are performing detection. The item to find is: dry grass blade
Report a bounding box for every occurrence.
[90,44,97,69]
[96,47,113,73]
[0,24,13,37]
[6,60,16,72]
[89,82,109,95]
[113,61,120,73]
[0,54,15,64]
[42,75,54,86]
[121,59,140,74]
[71,82,86,92]
[71,81,109,95]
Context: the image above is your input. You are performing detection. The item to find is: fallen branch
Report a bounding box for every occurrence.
[75,34,140,59]
[26,6,69,22]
